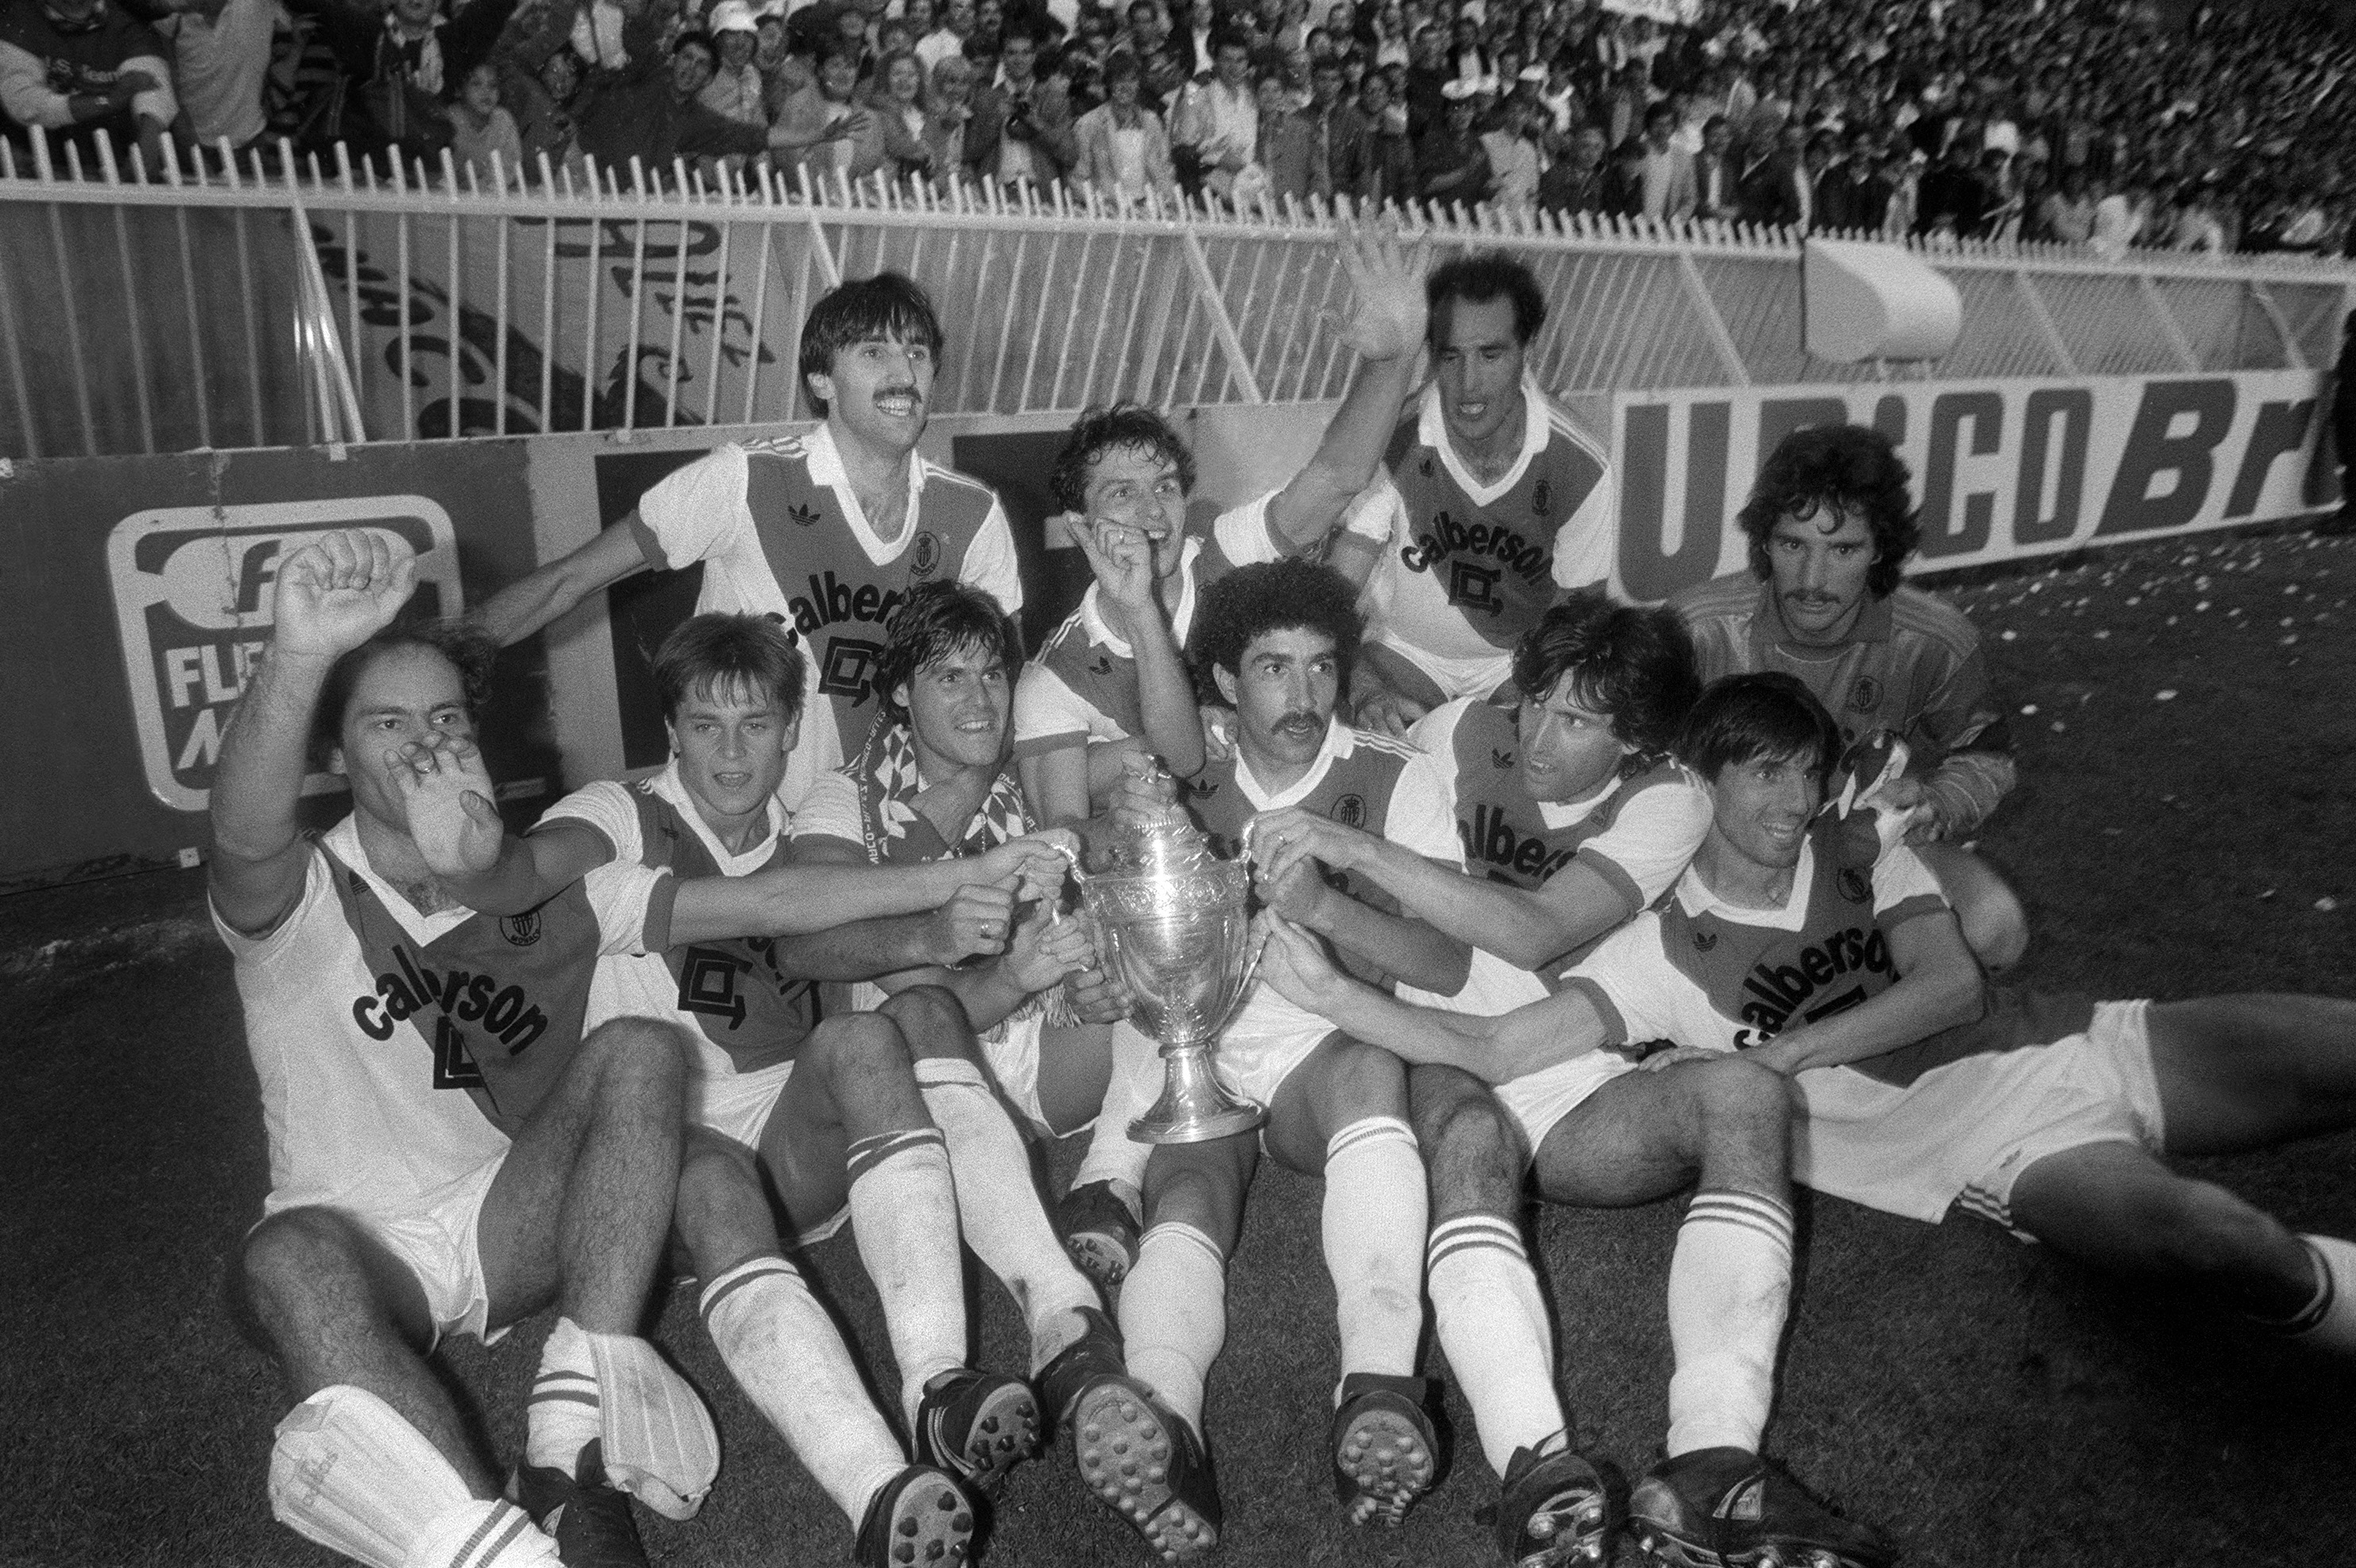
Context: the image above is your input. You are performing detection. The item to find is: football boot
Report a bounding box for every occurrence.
[1629,1447,1894,1568]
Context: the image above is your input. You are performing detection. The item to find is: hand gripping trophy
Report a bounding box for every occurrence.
[1074,778,1266,1143]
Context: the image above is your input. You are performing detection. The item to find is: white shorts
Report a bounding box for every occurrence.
[1368,634,1513,707]
[1496,1050,1643,1161]
[1209,1010,1341,1110]
[690,1059,854,1247]
[1793,1000,2163,1229]
[276,1154,507,1347]
[979,1015,1052,1138]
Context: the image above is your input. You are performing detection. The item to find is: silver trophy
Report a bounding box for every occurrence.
[1078,796,1266,1144]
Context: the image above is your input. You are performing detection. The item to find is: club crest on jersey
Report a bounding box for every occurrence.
[1532,480,1551,517]
[499,911,542,947]
[1849,676,1880,713]
[1837,867,1872,903]
[1330,794,1367,828]
[1732,925,1892,1047]
[910,531,943,578]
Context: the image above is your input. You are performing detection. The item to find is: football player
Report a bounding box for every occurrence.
[1326,252,1617,734]
[1069,560,1469,1561]
[472,272,1021,814]
[1672,424,2027,969]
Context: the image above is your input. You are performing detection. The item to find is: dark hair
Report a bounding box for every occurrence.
[673,29,716,60]
[1427,252,1546,349]
[1737,423,1919,597]
[1644,100,1675,128]
[799,272,946,416]
[1510,590,1700,769]
[1102,48,1143,85]
[1050,403,1196,514]
[873,581,1021,727]
[309,622,499,772]
[653,613,806,724]
[1210,27,1252,57]
[1675,672,1839,786]
[815,39,863,74]
[1190,560,1362,682]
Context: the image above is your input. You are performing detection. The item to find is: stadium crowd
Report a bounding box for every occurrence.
[2,0,2353,252]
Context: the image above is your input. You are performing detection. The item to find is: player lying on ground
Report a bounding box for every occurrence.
[211,530,720,1568]
[472,270,1022,815]
[1064,561,1470,1563]
[1251,597,1886,1568]
[1672,423,2027,969]
[1269,669,2356,1566]
[1323,252,1618,735]
[1013,225,1433,830]
[394,612,1112,1562]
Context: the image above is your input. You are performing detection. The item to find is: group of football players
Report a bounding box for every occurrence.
[213,232,2356,1568]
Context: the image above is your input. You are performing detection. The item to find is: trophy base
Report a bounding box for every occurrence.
[1126,1042,1268,1145]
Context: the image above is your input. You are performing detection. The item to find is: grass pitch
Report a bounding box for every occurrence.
[4,525,2354,1568]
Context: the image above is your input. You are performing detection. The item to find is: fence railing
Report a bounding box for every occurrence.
[2,132,2350,459]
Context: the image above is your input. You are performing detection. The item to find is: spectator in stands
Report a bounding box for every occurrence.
[773,39,881,187]
[1291,52,1361,207]
[574,29,773,183]
[1693,111,1737,222]
[1536,119,1607,218]
[1479,91,1540,212]
[156,0,291,160]
[696,0,765,128]
[1637,98,1695,222]
[309,0,522,170]
[1170,28,1254,202]
[0,0,178,173]
[967,25,1074,189]
[1914,135,1987,241]
[448,56,519,183]
[915,0,969,75]
[1353,64,1412,206]
[752,11,809,116]
[920,52,974,185]
[1416,74,1484,206]
[1401,19,1445,134]
[2168,179,2226,253]
[868,48,937,182]
[2039,164,2096,245]
[2089,169,2150,260]
[1250,65,1305,206]
[1071,45,1173,201]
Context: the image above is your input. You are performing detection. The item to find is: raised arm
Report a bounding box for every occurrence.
[469,513,653,647]
[1745,908,1986,1077]
[1260,229,1427,552]
[1079,519,1205,778]
[210,532,418,936]
[1255,915,1605,1081]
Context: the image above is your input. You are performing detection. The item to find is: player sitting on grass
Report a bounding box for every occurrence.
[1273,669,2356,1566]
[1069,560,1470,1562]
[213,530,715,1568]
[404,607,1113,1564]
[1672,424,2028,969]
[1252,596,1881,1568]
[1013,226,1434,830]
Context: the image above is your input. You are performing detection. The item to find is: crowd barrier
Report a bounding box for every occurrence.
[1,134,2348,888]
[2,132,2351,458]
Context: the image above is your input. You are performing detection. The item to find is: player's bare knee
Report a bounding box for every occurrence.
[1684,1055,1797,1153]
[1320,1038,1409,1124]
[1416,1077,1522,1214]
[806,1011,920,1100]
[237,1208,380,1335]
[580,1015,690,1104]
[1143,1148,1249,1243]
[879,983,975,1059]
[2138,1180,2296,1282]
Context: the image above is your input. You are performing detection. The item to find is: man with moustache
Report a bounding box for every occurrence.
[472,272,1022,816]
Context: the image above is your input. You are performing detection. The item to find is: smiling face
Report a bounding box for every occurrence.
[811,332,934,457]
[819,48,859,98]
[1766,503,1877,645]
[1081,442,1189,580]
[332,644,474,836]
[1515,675,1628,804]
[1706,749,1822,873]
[886,54,923,102]
[672,40,716,96]
[666,680,796,830]
[1432,293,1527,454]
[1214,40,1250,88]
[899,641,1012,770]
[1213,626,1340,775]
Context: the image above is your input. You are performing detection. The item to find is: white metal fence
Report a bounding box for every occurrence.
[2,132,2350,459]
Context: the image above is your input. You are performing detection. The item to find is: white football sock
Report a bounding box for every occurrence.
[846,1127,969,1425]
[915,1056,1101,1372]
[270,1385,561,1568]
[1068,1020,1161,1204]
[584,1331,720,1521]
[523,1318,599,1476]
[2288,1235,2356,1354]
[1664,1189,1794,1457]
[1322,1116,1429,1389]
[1119,1221,1228,1437]
[1427,1213,1567,1477]
[700,1256,908,1526]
